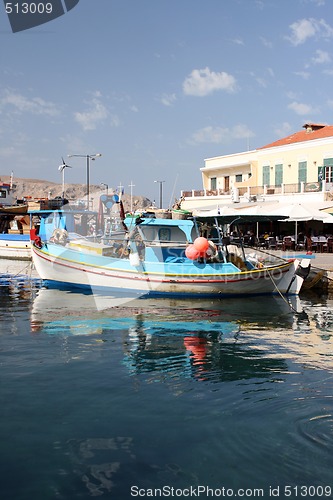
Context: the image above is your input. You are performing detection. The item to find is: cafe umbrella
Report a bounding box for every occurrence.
[269,203,333,243]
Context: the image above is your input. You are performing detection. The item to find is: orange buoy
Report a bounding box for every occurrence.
[193,237,209,254]
[185,244,200,260]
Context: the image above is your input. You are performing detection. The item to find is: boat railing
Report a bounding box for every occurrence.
[144,240,188,247]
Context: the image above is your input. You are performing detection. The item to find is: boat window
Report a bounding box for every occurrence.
[158,228,171,241]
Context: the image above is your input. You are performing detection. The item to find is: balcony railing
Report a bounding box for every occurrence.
[182,182,325,198]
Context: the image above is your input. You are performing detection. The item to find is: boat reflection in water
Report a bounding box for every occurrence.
[30,288,307,382]
[4,284,333,497]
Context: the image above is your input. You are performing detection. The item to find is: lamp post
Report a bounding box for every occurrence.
[154,180,165,209]
[67,153,102,208]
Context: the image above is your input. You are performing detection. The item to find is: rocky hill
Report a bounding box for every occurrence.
[0,175,152,212]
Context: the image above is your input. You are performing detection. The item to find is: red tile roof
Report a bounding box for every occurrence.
[259,123,333,149]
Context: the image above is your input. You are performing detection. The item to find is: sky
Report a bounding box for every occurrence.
[1,0,333,206]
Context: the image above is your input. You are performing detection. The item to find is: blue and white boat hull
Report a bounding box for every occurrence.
[0,234,31,260]
[31,241,306,297]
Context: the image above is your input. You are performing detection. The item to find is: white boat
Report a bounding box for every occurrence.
[0,180,31,260]
[29,199,311,298]
[0,179,68,260]
[0,233,31,260]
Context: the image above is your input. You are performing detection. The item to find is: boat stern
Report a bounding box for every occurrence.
[278,258,311,295]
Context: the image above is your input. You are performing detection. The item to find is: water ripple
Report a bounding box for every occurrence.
[296,410,333,449]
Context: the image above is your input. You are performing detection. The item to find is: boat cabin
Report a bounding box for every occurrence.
[0,182,14,207]
[125,217,196,263]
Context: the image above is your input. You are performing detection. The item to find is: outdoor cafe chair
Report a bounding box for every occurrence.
[282,236,295,251]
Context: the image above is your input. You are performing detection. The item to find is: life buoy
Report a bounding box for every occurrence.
[51,228,68,245]
[51,228,61,243]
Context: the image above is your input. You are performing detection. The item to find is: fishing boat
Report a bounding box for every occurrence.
[0,180,68,260]
[29,196,310,297]
[0,233,31,260]
[0,181,30,259]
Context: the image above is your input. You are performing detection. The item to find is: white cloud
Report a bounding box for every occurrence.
[287,19,317,45]
[286,18,333,46]
[110,114,120,127]
[306,0,325,5]
[294,71,311,79]
[260,36,273,49]
[74,96,109,131]
[288,101,316,115]
[256,77,267,88]
[230,38,244,46]
[0,89,59,116]
[191,126,228,144]
[274,122,293,137]
[267,68,275,78]
[160,93,177,107]
[190,124,254,144]
[183,67,237,96]
[312,49,331,64]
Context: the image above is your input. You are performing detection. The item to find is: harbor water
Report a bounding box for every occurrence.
[1,259,333,500]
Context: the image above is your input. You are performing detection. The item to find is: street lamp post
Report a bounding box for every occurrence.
[154,180,165,209]
[67,153,102,208]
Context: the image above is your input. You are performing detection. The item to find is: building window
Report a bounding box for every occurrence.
[275,164,283,187]
[210,177,217,190]
[323,159,333,182]
[325,166,333,182]
[298,161,307,191]
[235,174,242,183]
[262,165,270,186]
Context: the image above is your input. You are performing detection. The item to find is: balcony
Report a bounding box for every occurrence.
[180,181,331,210]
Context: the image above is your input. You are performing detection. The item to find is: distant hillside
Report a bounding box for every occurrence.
[0,175,152,212]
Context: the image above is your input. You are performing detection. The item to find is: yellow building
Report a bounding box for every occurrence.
[181,123,333,210]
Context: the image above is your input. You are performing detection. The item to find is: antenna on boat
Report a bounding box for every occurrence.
[128,180,135,212]
[117,182,124,201]
[168,173,179,209]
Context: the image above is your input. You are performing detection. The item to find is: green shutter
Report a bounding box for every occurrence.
[298,161,307,182]
[318,166,324,182]
[298,161,307,192]
[262,165,270,186]
[275,164,283,187]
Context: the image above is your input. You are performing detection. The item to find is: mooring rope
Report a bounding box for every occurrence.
[265,266,300,314]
